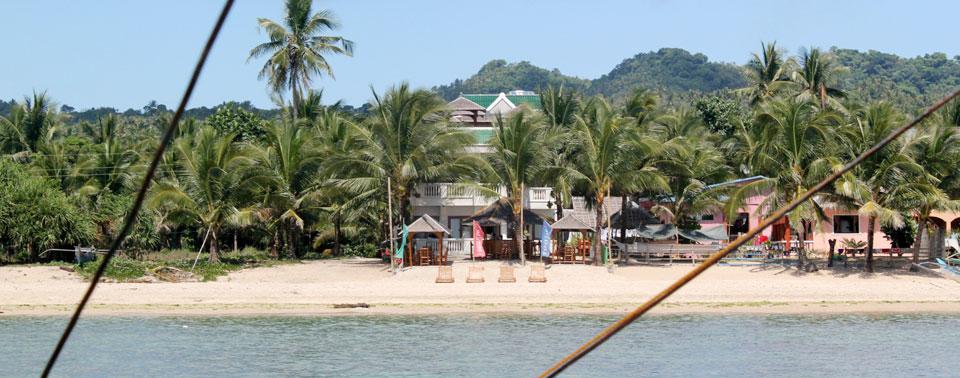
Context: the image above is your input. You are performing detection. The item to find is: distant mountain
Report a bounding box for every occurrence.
[432,60,591,100]
[434,47,960,111]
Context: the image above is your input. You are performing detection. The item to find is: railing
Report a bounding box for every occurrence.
[413,238,473,258]
[415,183,553,202]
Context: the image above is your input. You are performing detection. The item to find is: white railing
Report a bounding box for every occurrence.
[413,238,473,258]
[528,187,551,202]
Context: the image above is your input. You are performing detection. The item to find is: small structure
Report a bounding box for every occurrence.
[529,263,547,283]
[404,214,450,267]
[498,265,517,283]
[466,265,485,283]
[466,197,549,260]
[550,215,595,264]
[436,266,454,283]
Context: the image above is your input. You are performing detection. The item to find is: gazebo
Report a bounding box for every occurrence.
[550,215,594,264]
[404,214,450,267]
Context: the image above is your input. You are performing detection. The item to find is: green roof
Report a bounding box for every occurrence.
[462,94,542,110]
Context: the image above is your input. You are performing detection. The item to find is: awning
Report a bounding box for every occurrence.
[404,214,450,235]
[679,225,728,242]
[635,224,678,240]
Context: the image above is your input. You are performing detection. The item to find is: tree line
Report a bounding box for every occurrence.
[2,1,959,274]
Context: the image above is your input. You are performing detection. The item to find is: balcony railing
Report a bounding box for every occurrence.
[413,238,473,258]
[413,183,553,208]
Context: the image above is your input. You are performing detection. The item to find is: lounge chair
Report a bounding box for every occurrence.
[435,266,454,283]
[529,263,547,283]
[466,265,485,283]
[498,265,516,283]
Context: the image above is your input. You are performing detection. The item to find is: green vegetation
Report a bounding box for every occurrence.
[2,0,959,277]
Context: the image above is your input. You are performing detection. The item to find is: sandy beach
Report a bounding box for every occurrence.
[2,259,959,316]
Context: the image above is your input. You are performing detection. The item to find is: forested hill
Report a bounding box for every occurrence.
[433,47,960,110]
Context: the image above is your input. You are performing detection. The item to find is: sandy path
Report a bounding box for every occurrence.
[2,259,959,316]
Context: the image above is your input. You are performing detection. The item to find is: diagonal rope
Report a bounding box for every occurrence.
[41,1,235,376]
[540,88,960,377]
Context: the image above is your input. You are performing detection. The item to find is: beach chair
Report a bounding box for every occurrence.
[498,265,516,283]
[435,266,454,283]
[466,265,485,283]
[529,263,547,283]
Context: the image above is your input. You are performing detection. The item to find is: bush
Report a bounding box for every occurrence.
[342,243,378,258]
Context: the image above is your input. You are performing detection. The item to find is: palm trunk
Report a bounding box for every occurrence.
[827,239,836,268]
[911,214,927,270]
[233,231,238,253]
[514,193,525,265]
[797,220,806,269]
[270,230,279,259]
[208,229,220,263]
[866,215,876,273]
[594,199,604,265]
[286,221,298,259]
[334,213,342,256]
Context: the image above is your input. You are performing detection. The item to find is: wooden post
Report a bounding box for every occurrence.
[388,179,395,272]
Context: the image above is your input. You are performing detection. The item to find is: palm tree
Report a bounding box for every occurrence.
[0,92,60,155]
[571,97,665,264]
[624,88,659,127]
[903,107,960,267]
[253,119,325,258]
[539,85,581,219]
[741,42,791,105]
[833,102,926,272]
[249,0,354,117]
[485,109,552,265]
[149,127,253,263]
[725,98,838,268]
[652,138,730,233]
[792,48,846,110]
[333,83,481,226]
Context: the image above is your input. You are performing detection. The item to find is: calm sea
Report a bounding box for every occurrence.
[1,313,956,377]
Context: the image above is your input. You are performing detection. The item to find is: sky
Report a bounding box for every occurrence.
[2,0,959,110]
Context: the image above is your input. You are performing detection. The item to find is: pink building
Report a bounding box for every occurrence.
[697,176,960,253]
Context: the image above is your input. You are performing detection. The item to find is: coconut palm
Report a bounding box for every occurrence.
[652,138,730,232]
[539,85,581,219]
[485,109,552,264]
[253,119,326,258]
[740,42,791,105]
[791,48,847,111]
[249,0,354,117]
[0,92,60,155]
[903,109,960,267]
[571,97,666,264]
[624,88,659,127]
[333,83,481,226]
[832,102,927,272]
[725,98,839,267]
[149,127,253,263]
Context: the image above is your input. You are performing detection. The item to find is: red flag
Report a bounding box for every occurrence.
[472,221,486,259]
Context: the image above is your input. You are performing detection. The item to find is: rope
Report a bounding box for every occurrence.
[539,88,960,377]
[40,1,235,376]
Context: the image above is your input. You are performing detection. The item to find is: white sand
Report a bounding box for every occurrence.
[2,259,960,316]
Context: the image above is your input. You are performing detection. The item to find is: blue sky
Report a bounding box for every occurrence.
[2,0,958,110]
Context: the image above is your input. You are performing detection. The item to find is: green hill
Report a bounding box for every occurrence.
[434,47,960,111]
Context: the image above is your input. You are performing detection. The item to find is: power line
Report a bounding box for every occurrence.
[41,1,234,376]
[538,87,960,377]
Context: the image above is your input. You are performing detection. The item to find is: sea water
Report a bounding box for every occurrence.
[1,314,956,377]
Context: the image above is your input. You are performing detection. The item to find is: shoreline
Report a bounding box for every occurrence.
[6,301,960,317]
[3,259,960,317]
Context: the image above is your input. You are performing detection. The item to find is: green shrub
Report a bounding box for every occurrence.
[342,243,378,258]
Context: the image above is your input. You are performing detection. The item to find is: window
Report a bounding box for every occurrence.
[700,214,715,221]
[833,215,859,233]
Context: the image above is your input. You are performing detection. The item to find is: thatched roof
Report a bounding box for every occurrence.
[551,215,593,231]
[608,200,660,228]
[465,197,549,225]
[406,214,450,234]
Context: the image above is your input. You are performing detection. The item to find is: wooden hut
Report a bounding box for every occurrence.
[404,214,450,266]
